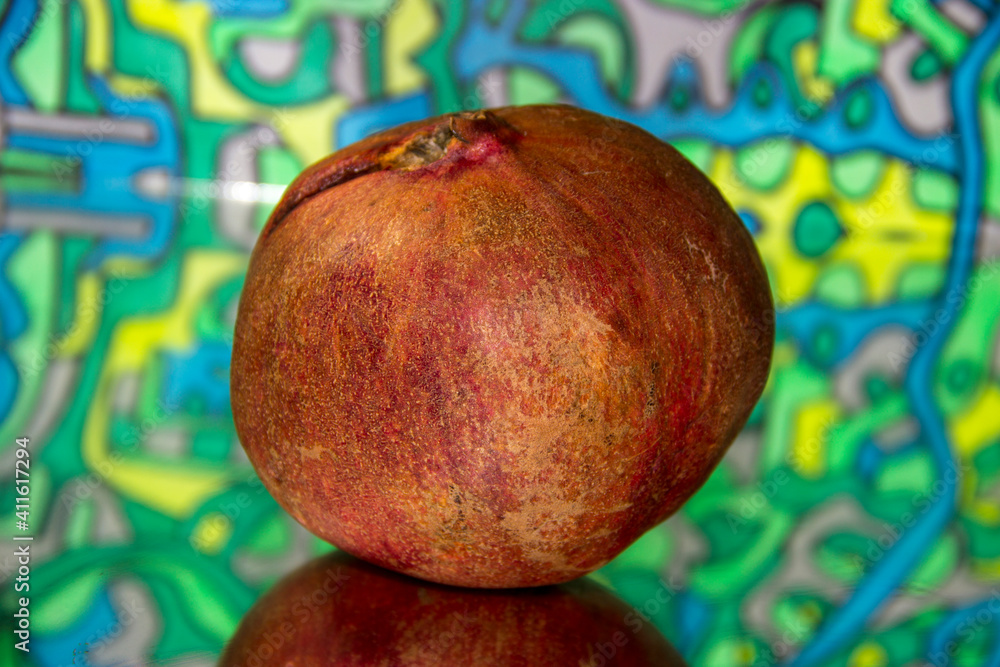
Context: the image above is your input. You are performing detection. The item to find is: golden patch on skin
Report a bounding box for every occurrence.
[497,497,592,572]
[301,444,327,461]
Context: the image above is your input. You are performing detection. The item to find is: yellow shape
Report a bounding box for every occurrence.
[108,73,165,98]
[128,0,253,118]
[106,251,244,373]
[712,146,833,306]
[849,642,888,667]
[277,97,352,165]
[79,0,111,72]
[588,572,614,588]
[969,497,1000,526]
[772,341,798,369]
[103,257,153,278]
[384,0,437,96]
[972,556,1000,579]
[190,512,233,555]
[765,342,798,395]
[853,0,901,43]
[113,462,234,520]
[950,384,1000,457]
[793,42,834,104]
[952,386,1000,526]
[82,251,245,519]
[56,273,102,356]
[834,162,952,301]
[716,144,951,306]
[792,400,840,478]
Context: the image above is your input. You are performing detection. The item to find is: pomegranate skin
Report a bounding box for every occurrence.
[231,104,774,588]
[219,551,688,667]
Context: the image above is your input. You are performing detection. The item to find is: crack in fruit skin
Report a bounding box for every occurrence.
[263,110,523,238]
[231,104,775,588]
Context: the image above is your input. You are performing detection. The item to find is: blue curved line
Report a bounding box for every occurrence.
[206,0,287,17]
[0,233,26,425]
[336,92,432,148]
[0,0,36,105]
[32,587,118,666]
[933,0,995,11]
[778,301,934,367]
[0,233,27,342]
[787,11,1000,666]
[0,346,16,423]
[927,594,1000,666]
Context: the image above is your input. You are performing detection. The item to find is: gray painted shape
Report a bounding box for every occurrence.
[238,36,302,83]
[976,217,1000,262]
[834,326,912,410]
[880,33,952,136]
[4,209,149,237]
[331,17,368,103]
[215,125,280,250]
[939,0,986,32]
[88,579,160,667]
[144,428,190,459]
[618,0,750,110]
[723,429,764,485]
[233,520,316,586]
[5,107,155,143]
[742,497,880,649]
[91,485,134,544]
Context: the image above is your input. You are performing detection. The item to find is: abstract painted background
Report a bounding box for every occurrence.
[1,0,999,665]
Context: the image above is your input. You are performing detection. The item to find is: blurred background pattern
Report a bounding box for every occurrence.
[1,0,999,665]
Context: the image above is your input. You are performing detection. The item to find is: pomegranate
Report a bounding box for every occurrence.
[231,105,773,588]
[219,551,688,667]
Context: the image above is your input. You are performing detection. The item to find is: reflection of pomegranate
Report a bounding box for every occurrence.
[220,552,688,667]
[231,105,774,588]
